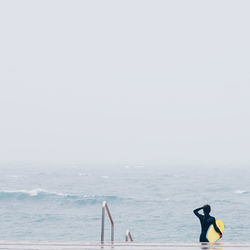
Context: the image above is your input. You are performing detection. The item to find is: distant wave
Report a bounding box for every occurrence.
[0,189,122,205]
[234,190,248,194]
[124,165,145,169]
[0,188,66,198]
[101,175,109,179]
[78,172,92,176]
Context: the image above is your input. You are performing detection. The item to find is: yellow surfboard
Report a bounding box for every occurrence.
[206,220,224,243]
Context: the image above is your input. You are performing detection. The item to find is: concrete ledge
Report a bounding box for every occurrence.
[0,241,250,250]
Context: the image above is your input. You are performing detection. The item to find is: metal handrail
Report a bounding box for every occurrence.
[101,201,114,244]
[125,229,133,242]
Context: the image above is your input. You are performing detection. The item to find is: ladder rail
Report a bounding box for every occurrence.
[125,230,133,242]
[101,201,114,244]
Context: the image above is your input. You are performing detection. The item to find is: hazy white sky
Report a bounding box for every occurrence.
[0,1,250,165]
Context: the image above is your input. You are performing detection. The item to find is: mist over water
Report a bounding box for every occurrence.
[0,164,249,242]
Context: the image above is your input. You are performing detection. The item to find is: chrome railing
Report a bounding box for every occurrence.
[125,229,133,242]
[101,201,114,244]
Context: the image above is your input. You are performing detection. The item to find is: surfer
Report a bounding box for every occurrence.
[193,205,222,242]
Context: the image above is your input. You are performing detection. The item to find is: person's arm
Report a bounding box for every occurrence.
[212,219,222,238]
[193,207,203,218]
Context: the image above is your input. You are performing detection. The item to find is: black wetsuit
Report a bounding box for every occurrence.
[193,208,222,242]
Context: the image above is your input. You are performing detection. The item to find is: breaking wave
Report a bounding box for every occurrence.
[0,189,122,205]
[234,190,249,194]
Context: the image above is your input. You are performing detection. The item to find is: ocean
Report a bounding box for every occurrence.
[0,164,249,242]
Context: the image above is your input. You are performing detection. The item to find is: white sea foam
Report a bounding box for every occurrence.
[124,165,144,169]
[78,172,92,177]
[0,189,122,204]
[0,188,66,197]
[6,175,20,178]
[135,165,145,168]
[234,190,248,194]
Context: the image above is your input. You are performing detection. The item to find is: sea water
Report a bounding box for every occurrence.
[0,164,249,242]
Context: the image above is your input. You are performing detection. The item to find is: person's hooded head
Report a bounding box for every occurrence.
[203,204,211,215]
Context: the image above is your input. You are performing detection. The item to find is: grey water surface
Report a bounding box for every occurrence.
[0,164,249,242]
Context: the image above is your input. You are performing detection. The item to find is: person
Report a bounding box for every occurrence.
[193,205,222,242]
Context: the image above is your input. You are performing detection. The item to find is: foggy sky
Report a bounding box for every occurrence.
[0,1,250,165]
